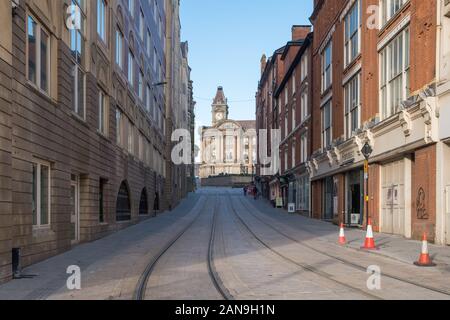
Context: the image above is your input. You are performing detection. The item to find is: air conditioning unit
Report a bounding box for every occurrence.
[288,203,296,213]
[350,214,361,225]
[445,0,450,18]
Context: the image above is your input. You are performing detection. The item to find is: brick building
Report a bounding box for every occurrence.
[256,27,313,213]
[308,0,447,243]
[435,0,450,245]
[0,0,192,283]
[256,47,284,201]
[257,0,450,244]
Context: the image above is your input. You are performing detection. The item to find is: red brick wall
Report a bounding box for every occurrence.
[311,0,346,153]
[361,0,379,123]
[409,0,437,93]
[312,180,322,219]
[292,26,312,41]
[336,174,345,224]
[368,164,381,232]
[331,21,345,141]
[411,144,437,241]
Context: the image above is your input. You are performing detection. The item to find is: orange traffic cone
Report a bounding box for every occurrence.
[338,223,346,245]
[414,233,436,267]
[361,218,378,250]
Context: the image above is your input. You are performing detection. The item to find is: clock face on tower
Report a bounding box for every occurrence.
[216,112,223,121]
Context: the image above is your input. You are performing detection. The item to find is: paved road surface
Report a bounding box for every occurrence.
[1,188,450,300]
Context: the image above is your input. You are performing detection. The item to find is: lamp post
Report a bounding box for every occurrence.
[361,142,373,227]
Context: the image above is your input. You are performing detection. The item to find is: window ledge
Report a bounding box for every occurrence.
[96,130,110,142]
[116,219,132,224]
[32,226,55,238]
[343,54,362,74]
[71,112,89,128]
[378,1,412,36]
[26,81,53,104]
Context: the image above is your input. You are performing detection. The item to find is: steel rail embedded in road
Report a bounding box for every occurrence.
[208,197,234,300]
[227,195,382,300]
[134,196,232,300]
[133,198,208,300]
[236,195,450,298]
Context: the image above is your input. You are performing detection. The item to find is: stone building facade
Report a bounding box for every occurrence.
[0,0,191,283]
[200,87,256,179]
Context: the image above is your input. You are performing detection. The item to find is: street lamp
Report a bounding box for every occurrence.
[361,142,373,227]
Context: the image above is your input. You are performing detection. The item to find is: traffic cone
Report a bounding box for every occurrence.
[361,218,378,250]
[338,223,346,245]
[414,233,436,267]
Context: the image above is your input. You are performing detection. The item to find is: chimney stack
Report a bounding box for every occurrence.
[292,25,311,41]
[260,54,267,75]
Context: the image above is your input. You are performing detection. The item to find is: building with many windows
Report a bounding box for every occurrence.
[309,0,440,242]
[256,47,285,202]
[0,0,192,283]
[256,0,450,245]
[200,87,256,179]
[256,26,312,213]
[274,27,312,214]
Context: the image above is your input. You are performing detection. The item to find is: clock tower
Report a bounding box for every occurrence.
[211,86,229,126]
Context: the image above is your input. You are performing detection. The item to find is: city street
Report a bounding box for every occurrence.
[1,187,450,300]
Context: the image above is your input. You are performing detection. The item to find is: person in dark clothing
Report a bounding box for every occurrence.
[243,186,247,196]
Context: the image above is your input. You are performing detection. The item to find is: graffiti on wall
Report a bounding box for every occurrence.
[416,187,428,220]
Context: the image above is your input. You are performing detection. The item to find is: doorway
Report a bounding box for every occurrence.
[154,192,160,211]
[381,160,406,235]
[323,177,334,220]
[346,170,364,226]
[70,175,80,244]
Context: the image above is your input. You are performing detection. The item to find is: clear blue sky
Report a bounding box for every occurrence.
[180,0,313,158]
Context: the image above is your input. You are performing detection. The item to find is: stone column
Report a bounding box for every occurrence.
[237,132,242,163]
[201,135,206,163]
[223,135,226,163]
[218,133,223,164]
[234,136,238,163]
[248,135,254,173]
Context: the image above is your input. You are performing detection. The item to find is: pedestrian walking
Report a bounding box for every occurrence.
[243,186,247,196]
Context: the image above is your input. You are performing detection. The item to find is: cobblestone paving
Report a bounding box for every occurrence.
[1,187,450,300]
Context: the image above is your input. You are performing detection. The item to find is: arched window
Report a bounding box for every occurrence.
[139,188,148,215]
[116,181,131,221]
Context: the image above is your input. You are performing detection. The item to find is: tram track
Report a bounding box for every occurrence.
[236,195,450,298]
[134,196,232,300]
[227,195,382,300]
